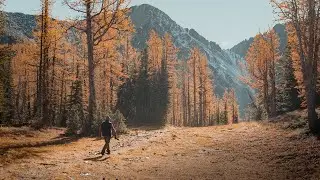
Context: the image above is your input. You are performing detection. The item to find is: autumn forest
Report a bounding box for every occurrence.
[1,0,320,134]
[2,0,320,179]
[0,0,241,134]
[1,0,319,136]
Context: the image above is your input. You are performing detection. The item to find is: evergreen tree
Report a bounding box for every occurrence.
[135,48,150,124]
[66,80,84,134]
[0,46,14,124]
[276,45,300,113]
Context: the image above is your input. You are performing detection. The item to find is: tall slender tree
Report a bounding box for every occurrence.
[242,29,280,119]
[163,33,178,125]
[271,0,320,134]
[64,0,131,134]
[276,44,300,113]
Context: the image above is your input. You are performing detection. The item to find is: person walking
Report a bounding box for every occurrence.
[100,116,118,155]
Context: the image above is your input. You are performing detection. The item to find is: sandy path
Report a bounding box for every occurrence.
[1,122,320,180]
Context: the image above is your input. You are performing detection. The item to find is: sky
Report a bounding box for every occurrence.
[4,0,276,49]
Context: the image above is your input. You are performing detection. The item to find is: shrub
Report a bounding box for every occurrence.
[110,110,128,134]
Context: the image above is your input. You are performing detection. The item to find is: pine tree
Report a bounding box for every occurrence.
[276,45,300,113]
[146,30,168,126]
[0,46,14,124]
[134,48,150,124]
[67,80,84,134]
[0,2,14,124]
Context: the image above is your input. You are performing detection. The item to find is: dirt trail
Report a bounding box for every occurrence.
[1,122,320,180]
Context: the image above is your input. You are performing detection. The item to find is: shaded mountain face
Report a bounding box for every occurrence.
[229,37,254,58]
[230,24,288,58]
[0,12,37,43]
[130,4,253,116]
[1,4,254,116]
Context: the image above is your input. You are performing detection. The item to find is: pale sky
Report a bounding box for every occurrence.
[4,0,276,49]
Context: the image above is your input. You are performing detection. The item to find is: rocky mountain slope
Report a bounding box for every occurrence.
[1,4,253,115]
[230,24,288,58]
[0,12,36,43]
[130,4,253,114]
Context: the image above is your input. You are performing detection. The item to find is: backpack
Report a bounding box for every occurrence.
[101,121,112,137]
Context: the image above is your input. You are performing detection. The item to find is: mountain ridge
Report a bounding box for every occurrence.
[230,24,288,58]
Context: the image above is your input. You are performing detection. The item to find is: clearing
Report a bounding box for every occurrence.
[1,119,320,179]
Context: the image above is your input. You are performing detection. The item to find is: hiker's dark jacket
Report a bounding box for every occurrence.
[101,121,116,137]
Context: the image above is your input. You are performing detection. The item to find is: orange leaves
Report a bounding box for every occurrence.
[243,29,280,117]
[286,23,307,107]
[222,89,239,124]
[244,30,280,89]
[245,34,268,88]
[147,30,163,76]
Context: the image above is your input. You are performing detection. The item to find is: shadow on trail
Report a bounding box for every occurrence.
[0,136,81,154]
[0,147,50,165]
[84,155,110,162]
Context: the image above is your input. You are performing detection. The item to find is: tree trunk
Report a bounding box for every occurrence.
[36,8,44,118]
[187,72,191,126]
[182,73,187,126]
[264,63,269,118]
[269,33,277,118]
[305,0,320,134]
[41,0,50,126]
[193,56,197,126]
[49,41,56,125]
[85,2,96,134]
[306,77,318,134]
[172,85,176,126]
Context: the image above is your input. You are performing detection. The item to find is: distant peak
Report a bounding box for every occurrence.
[131,3,157,10]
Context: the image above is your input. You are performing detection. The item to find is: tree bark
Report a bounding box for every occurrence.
[85,2,96,134]
[193,54,197,126]
[305,0,320,134]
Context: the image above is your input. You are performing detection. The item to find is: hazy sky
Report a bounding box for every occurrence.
[4,0,276,48]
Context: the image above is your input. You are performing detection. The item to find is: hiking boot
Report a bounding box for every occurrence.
[101,151,105,156]
[107,150,111,155]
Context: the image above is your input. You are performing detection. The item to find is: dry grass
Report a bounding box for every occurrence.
[1,119,320,179]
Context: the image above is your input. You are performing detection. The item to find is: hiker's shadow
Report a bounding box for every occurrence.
[84,155,110,162]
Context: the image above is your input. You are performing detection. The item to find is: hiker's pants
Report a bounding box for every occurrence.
[101,136,111,153]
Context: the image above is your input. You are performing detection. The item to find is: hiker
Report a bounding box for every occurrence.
[100,116,118,155]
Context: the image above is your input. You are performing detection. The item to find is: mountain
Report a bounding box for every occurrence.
[229,38,254,58]
[130,4,253,115]
[0,12,37,43]
[1,4,253,116]
[230,24,288,58]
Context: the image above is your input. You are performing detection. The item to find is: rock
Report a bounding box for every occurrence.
[80,172,91,176]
